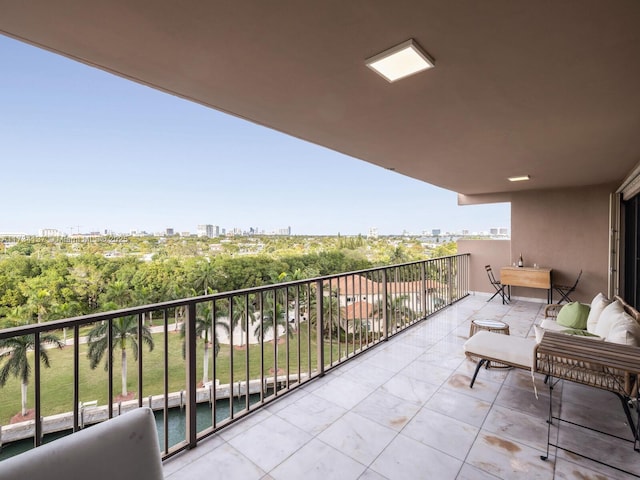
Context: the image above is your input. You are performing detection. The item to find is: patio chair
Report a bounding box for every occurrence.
[485,265,509,304]
[553,269,582,303]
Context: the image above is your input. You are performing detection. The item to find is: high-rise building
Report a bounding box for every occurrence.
[197,224,217,238]
[165,228,174,236]
[431,229,441,236]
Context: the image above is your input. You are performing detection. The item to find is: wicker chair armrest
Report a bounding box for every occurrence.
[544,304,563,318]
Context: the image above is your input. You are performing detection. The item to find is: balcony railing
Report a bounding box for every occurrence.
[0,254,469,460]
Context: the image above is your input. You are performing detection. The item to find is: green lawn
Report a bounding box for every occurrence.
[0,323,361,425]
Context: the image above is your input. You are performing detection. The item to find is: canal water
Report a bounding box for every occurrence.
[0,393,263,462]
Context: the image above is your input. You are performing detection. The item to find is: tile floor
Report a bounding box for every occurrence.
[163,295,640,479]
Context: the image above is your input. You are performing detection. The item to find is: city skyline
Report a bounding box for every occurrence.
[1,35,510,236]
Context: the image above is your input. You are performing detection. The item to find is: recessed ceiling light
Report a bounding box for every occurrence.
[366,39,435,83]
[508,175,531,182]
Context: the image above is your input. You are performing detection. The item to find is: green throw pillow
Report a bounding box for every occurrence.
[556,302,590,330]
[560,328,600,337]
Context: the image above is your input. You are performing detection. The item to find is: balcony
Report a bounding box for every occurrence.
[1,255,638,479]
[160,295,639,480]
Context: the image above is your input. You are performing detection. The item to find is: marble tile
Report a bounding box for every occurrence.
[269,438,366,480]
[162,434,226,476]
[312,375,376,410]
[218,408,272,441]
[317,411,397,465]
[166,442,265,480]
[275,391,347,435]
[418,348,467,371]
[466,432,554,480]
[357,469,389,480]
[481,404,553,452]
[441,372,503,403]
[352,389,421,431]
[456,357,511,384]
[227,414,312,472]
[559,396,631,439]
[457,463,501,480]
[502,368,549,392]
[263,387,309,414]
[379,372,439,404]
[370,434,462,480]
[401,359,453,386]
[340,361,397,389]
[494,384,554,418]
[402,406,478,460]
[556,422,640,477]
[424,390,492,428]
[554,455,640,480]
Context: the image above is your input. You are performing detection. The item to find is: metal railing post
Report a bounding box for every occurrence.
[447,257,454,305]
[185,302,197,449]
[34,332,42,447]
[382,270,388,341]
[137,312,144,408]
[315,280,325,377]
[421,261,427,318]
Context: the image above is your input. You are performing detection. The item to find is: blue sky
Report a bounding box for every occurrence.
[1,35,509,236]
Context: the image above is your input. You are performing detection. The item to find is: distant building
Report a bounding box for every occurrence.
[277,226,291,236]
[432,229,441,236]
[165,228,174,236]
[499,227,509,235]
[39,228,64,237]
[197,224,218,238]
[490,228,498,235]
[461,229,469,235]
[368,227,378,239]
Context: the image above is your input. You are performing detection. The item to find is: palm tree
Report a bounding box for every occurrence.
[86,316,154,398]
[309,293,344,339]
[230,295,257,347]
[0,333,64,416]
[373,294,413,331]
[254,293,292,342]
[193,259,218,295]
[181,302,229,385]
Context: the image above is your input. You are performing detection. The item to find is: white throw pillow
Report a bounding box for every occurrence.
[594,299,623,339]
[606,313,640,346]
[533,325,545,343]
[586,293,611,334]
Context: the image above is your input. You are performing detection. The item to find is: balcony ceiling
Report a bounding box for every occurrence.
[2,1,640,196]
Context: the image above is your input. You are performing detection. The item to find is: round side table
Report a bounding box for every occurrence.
[467,319,511,368]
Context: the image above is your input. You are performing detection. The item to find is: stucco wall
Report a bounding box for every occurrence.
[457,239,511,296]
[458,183,615,303]
[509,183,615,302]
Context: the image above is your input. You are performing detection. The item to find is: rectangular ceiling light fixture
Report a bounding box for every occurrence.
[508,175,531,182]
[366,39,435,83]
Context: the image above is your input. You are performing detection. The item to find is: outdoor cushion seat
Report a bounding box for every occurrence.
[0,407,163,480]
[463,331,537,386]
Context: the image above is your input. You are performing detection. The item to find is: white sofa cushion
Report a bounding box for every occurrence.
[594,299,623,339]
[586,292,611,334]
[463,331,536,368]
[606,312,640,346]
[540,319,569,332]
